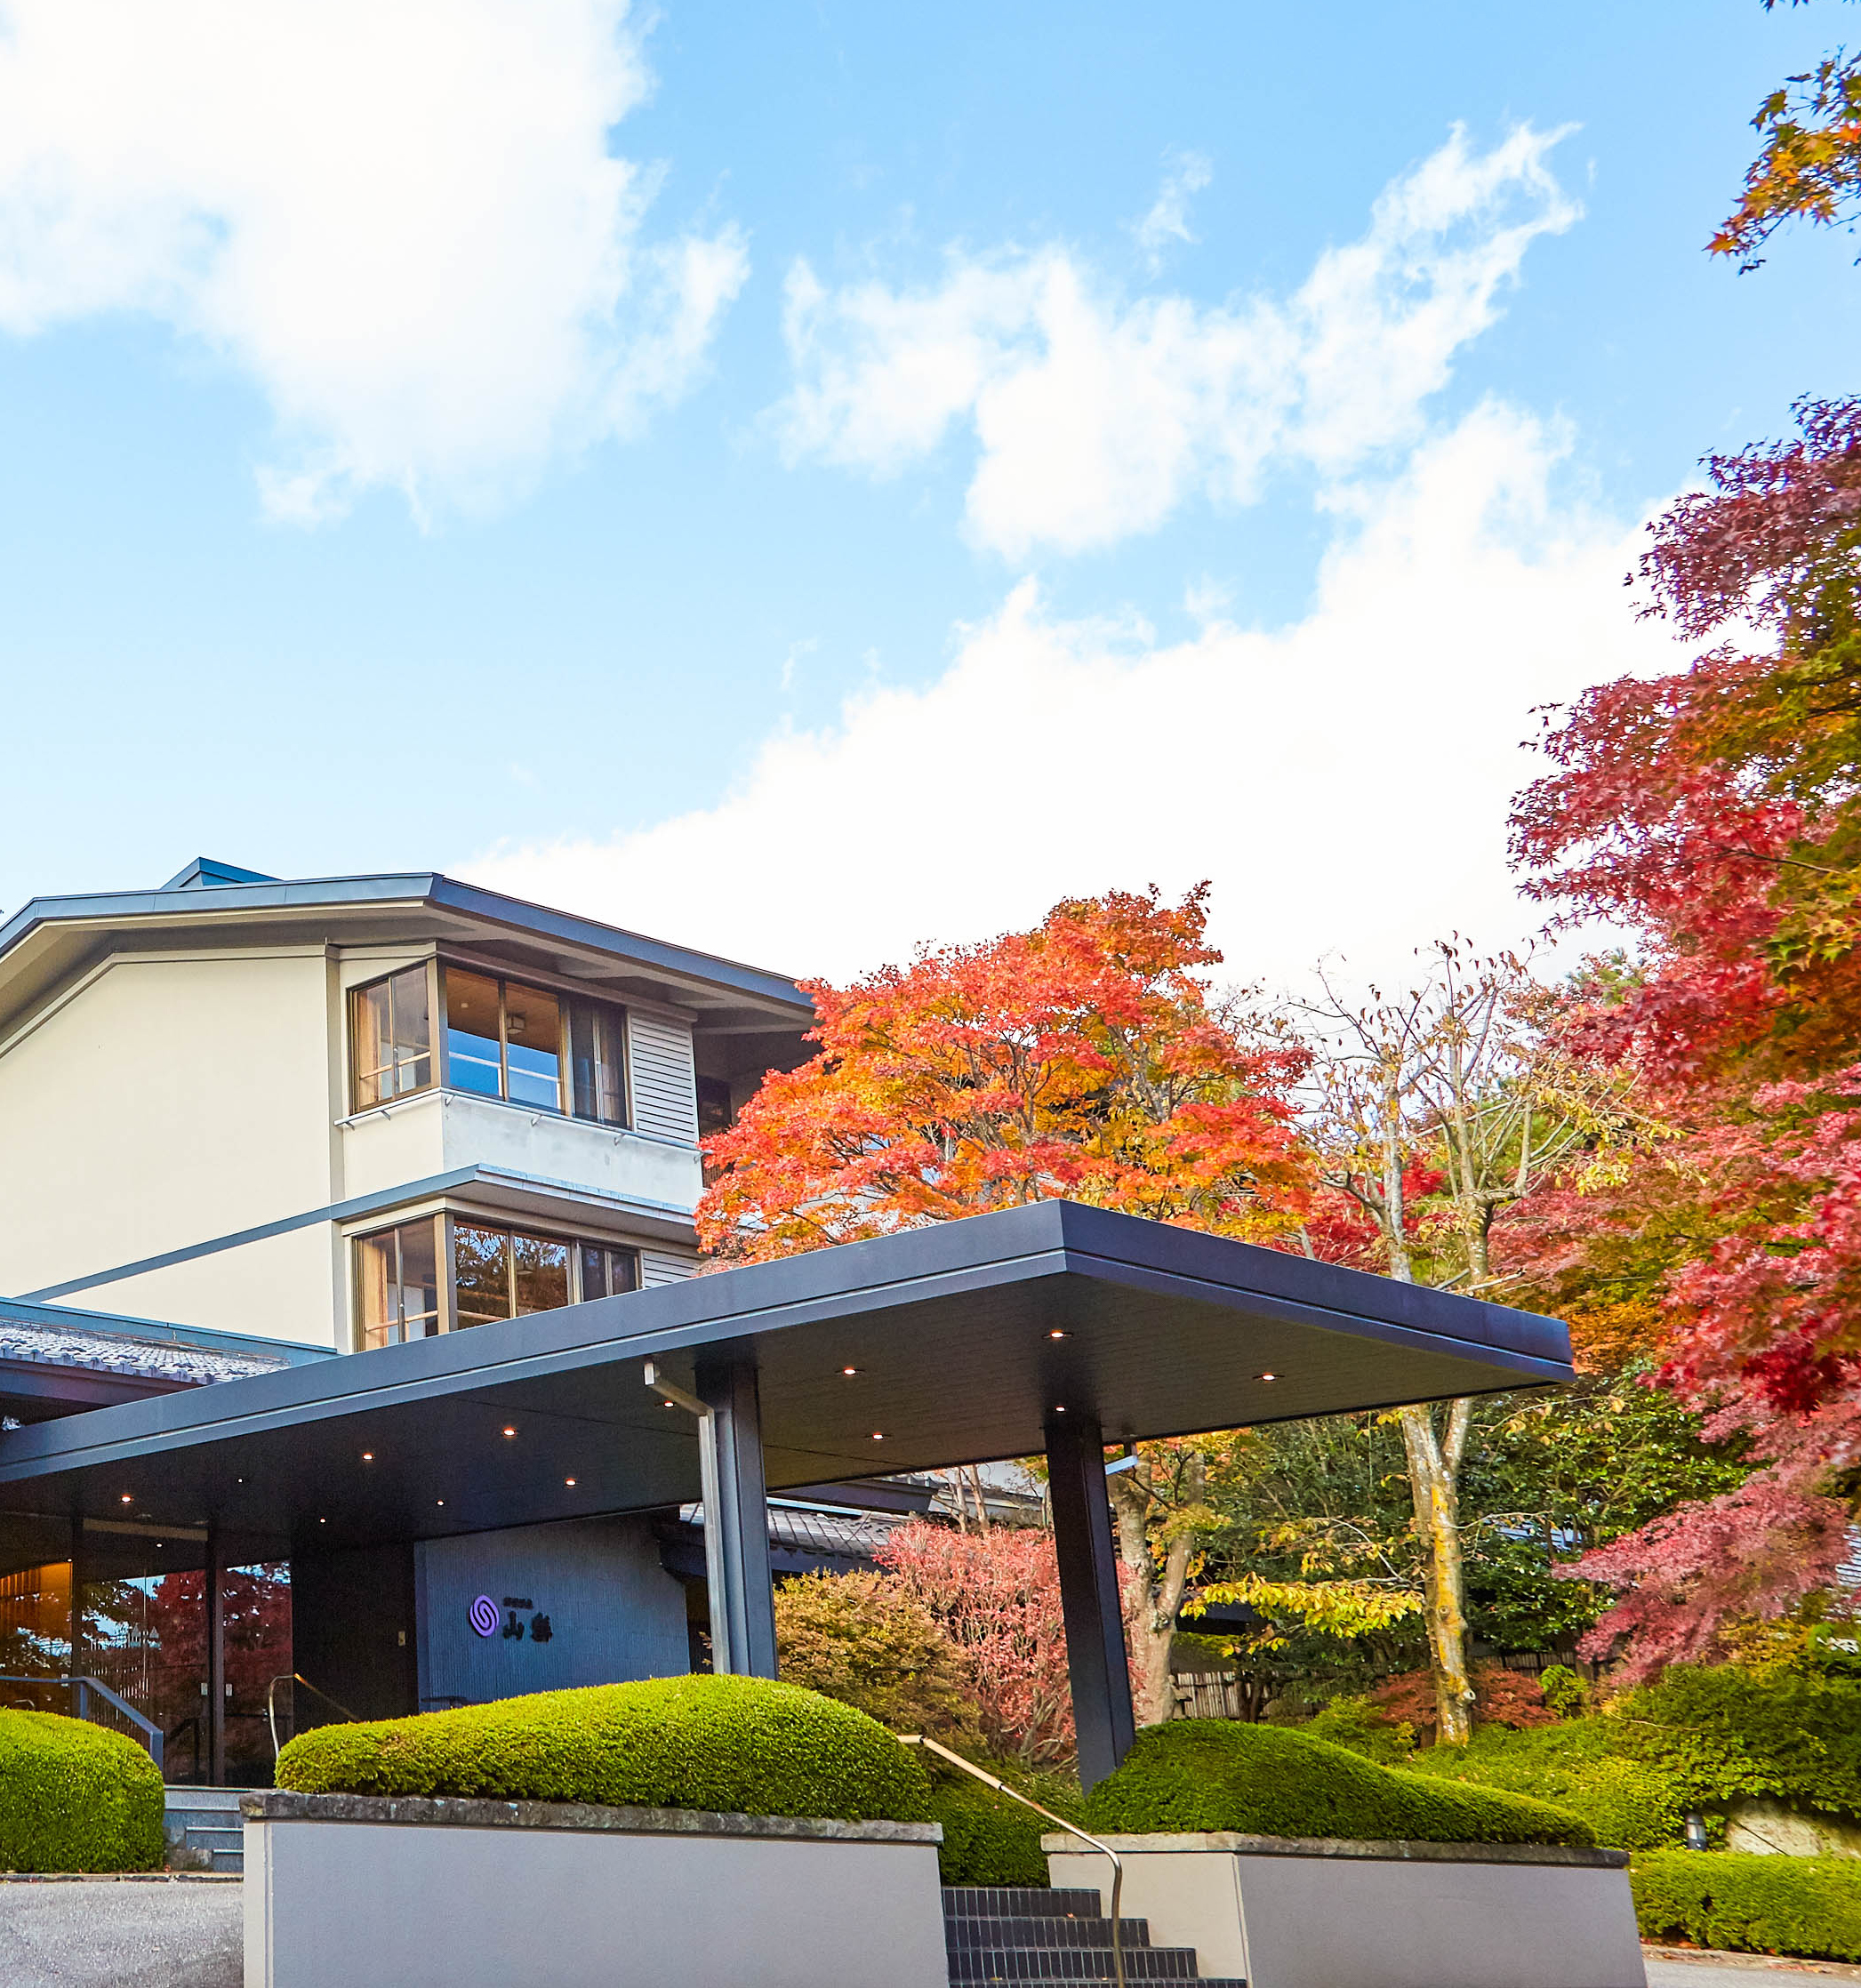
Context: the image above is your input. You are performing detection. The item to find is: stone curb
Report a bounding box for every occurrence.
[245,1790,942,1844]
[0,1871,243,1883]
[1646,1945,1861,1980]
[1040,1829,1628,1868]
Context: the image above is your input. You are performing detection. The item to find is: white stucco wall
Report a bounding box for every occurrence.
[0,949,339,1340]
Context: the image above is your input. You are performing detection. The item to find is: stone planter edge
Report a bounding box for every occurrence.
[245,1788,940,1843]
[1040,1828,1624,1868]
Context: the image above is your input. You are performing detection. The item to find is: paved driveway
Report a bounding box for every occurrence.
[0,1877,240,1988]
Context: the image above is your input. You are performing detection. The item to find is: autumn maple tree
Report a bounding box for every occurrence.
[1713,2,1861,271]
[699,885,1312,1719]
[1512,396,1861,1672]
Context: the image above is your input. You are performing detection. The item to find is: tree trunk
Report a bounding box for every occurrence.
[1399,1399,1476,1745]
[1109,1457,1203,1727]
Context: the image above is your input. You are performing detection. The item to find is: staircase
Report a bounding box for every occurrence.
[943,1886,1245,1986]
[162,1786,250,1872]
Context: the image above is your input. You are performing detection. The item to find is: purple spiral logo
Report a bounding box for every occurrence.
[469,1594,499,1639]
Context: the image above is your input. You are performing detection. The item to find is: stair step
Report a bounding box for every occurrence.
[950,1955,1205,1983]
[207,1849,245,1874]
[941,1886,1243,1988]
[947,1916,1153,1951]
[945,1889,1106,1920]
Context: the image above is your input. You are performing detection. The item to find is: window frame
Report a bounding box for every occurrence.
[350,1214,448,1351]
[350,1213,641,1348]
[434,957,630,1130]
[348,959,439,1115]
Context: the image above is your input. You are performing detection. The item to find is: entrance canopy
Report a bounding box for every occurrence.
[0,1201,1569,1559]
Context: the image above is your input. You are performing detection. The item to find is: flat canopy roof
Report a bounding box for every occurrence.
[0,1203,1572,1570]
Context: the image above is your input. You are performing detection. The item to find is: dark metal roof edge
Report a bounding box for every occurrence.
[0,1202,1573,1482]
[0,871,813,1016]
[0,1297,332,1367]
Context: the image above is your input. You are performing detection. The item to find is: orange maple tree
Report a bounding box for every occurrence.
[697,884,1312,1260]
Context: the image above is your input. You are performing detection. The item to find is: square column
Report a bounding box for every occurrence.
[206,1527,227,1786]
[1046,1411,1135,1791]
[694,1356,779,1680]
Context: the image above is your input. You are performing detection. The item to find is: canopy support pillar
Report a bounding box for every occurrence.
[695,1356,779,1680]
[206,1525,227,1786]
[1047,1410,1135,1791]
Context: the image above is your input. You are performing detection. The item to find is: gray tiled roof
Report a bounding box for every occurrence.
[0,1315,290,1387]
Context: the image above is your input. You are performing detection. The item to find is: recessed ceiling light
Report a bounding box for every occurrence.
[502,1427,517,1438]
[565,1477,577,1487]
[1256,1372,1279,1383]
[1048,1329,1068,1340]
[361,1452,374,1462]
[437,1499,445,1506]
[870,1432,886,1442]
[1055,1405,1067,1414]
[841,1366,858,1376]
[119,1494,132,1503]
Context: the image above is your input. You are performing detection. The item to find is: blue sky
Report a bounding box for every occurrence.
[0,1,1851,990]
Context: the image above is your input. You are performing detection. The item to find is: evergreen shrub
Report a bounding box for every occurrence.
[1632,1851,1861,1961]
[277,1675,931,1824]
[1406,1719,1688,1851]
[0,1710,164,1872]
[1614,1667,1861,1818]
[926,1757,1083,1886]
[1084,1720,1593,1845]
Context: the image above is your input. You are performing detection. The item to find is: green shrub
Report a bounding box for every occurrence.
[1084,1720,1593,1846]
[1614,1667,1861,1820]
[277,1676,930,1824]
[1538,1664,1589,1717]
[1632,1851,1861,1960]
[1407,1719,1688,1851]
[926,1758,1083,1886]
[0,1711,163,1872]
[1304,1695,1415,1765]
[774,1570,981,1742]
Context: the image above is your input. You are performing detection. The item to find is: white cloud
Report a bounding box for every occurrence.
[0,0,747,519]
[1133,151,1212,269]
[466,401,1674,996]
[774,124,1577,559]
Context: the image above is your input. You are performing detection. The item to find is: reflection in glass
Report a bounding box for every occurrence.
[569,999,627,1125]
[453,1222,511,1327]
[350,966,432,1110]
[355,1219,442,1350]
[513,1232,570,1313]
[578,1243,641,1302]
[503,982,562,1112]
[443,969,503,1098]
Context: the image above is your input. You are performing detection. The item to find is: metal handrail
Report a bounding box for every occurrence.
[268,1672,360,1763]
[0,1673,164,1773]
[898,1734,1125,1988]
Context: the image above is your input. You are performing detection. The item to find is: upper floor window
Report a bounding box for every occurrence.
[440,966,628,1126]
[355,1216,441,1351]
[453,1220,639,1327]
[350,966,433,1110]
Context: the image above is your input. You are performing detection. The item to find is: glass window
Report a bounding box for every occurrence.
[578,1242,641,1302]
[443,969,504,1100]
[503,982,563,1112]
[569,998,627,1126]
[354,1218,441,1350]
[452,1222,511,1328]
[513,1231,571,1314]
[350,966,432,1110]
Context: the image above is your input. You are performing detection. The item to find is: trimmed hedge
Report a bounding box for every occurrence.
[1615,1667,1861,1820]
[1632,1851,1861,1961]
[276,1675,932,1824]
[0,1710,163,1872]
[1084,1720,1594,1846]
[1405,1719,1689,1851]
[926,1757,1085,1887]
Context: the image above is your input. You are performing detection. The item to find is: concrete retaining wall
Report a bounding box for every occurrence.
[245,1792,946,1988]
[1045,1831,1646,1988]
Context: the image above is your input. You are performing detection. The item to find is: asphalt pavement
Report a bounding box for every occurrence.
[0,1876,241,1988]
